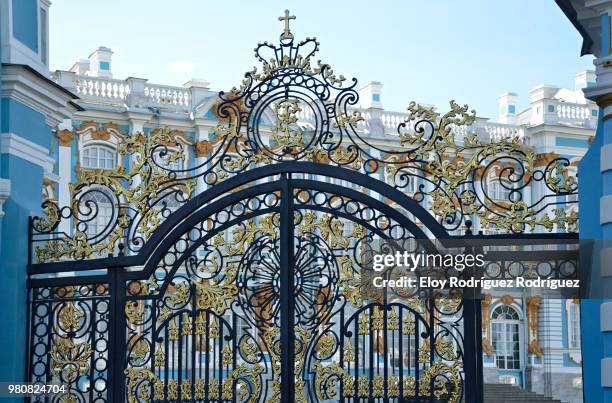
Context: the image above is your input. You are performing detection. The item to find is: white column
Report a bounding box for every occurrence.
[56,126,74,235]
[194,123,209,195]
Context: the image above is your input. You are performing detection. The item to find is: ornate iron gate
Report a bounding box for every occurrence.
[26,11,579,403]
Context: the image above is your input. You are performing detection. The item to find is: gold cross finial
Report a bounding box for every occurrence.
[278,9,296,40]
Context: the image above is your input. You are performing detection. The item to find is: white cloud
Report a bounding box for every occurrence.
[166,61,197,74]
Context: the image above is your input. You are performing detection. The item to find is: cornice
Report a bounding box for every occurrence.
[0,132,55,173]
[1,64,81,127]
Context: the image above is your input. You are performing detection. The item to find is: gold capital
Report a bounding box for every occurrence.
[57,129,75,147]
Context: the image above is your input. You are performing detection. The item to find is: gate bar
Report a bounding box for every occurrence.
[463,232,484,403]
[279,173,296,400]
[109,265,127,402]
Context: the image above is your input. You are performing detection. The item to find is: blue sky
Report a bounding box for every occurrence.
[50,0,593,119]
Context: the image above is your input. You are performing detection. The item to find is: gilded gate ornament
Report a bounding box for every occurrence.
[271,99,304,149]
[31,10,578,263]
[50,338,92,384]
[33,127,195,262]
[27,10,581,403]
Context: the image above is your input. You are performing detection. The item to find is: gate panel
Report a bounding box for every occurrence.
[28,283,111,402]
[122,185,283,402]
[291,181,464,402]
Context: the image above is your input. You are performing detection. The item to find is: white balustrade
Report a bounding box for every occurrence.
[481,123,524,141]
[58,73,193,112]
[61,72,597,134]
[556,102,594,127]
[74,77,131,101]
[144,84,191,108]
[380,112,406,129]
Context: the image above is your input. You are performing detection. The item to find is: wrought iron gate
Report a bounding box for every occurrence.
[26,11,579,403]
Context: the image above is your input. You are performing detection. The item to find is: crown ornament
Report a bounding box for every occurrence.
[253,10,320,72]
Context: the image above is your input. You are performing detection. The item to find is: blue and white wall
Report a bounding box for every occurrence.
[557,1,612,402]
[0,0,78,391]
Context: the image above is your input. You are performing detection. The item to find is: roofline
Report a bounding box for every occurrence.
[2,63,83,108]
[555,0,595,56]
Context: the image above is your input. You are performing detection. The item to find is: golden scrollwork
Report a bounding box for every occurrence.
[208,379,219,400]
[358,374,369,397]
[388,374,400,397]
[123,368,157,403]
[315,332,335,357]
[32,201,60,233]
[33,11,578,268]
[402,314,416,335]
[195,379,206,400]
[195,278,238,315]
[396,101,578,233]
[271,99,304,149]
[167,379,178,400]
[372,374,385,397]
[50,338,92,383]
[129,339,150,365]
[35,127,196,262]
[239,337,259,363]
[58,302,83,331]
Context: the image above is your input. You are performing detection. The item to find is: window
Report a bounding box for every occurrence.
[40,8,47,65]
[81,190,114,239]
[100,61,110,71]
[488,177,512,201]
[547,104,555,113]
[12,0,38,52]
[508,105,516,114]
[372,93,380,102]
[491,305,520,370]
[568,301,581,349]
[82,145,116,169]
[592,109,598,117]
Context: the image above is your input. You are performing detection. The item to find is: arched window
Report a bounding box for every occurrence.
[488,177,512,201]
[82,145,116,169]
[491,305,520,369]
[80,190,114,239]
[567,301,581,349]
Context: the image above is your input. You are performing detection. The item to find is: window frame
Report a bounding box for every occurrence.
[491,305,522,370]
[487,171,517,202]
[81,143,117,170]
